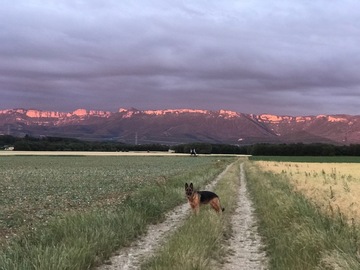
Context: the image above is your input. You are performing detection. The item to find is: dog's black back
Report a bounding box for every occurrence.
[198,191,218,204]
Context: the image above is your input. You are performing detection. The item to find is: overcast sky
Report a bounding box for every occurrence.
[1,0,360,116]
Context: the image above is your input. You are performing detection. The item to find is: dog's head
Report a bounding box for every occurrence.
[185,182,194,198]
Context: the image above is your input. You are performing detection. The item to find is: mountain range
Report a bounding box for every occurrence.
[0,108,359,145]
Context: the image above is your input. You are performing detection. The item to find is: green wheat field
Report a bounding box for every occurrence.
[1,154,360,269]
[0,155,235,269]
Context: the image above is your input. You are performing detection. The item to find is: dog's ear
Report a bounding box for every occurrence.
[185,183,188,189]
[190,183,193,189]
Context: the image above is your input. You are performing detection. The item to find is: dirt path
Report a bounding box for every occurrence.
[97,164,232,270]
[97,162,268,270]
[222,163,268,270]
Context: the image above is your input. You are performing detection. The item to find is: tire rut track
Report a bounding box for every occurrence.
[222,163,268,270]
[97,164,233,270]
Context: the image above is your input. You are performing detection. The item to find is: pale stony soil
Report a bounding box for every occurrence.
[97,162,268,270]
[98,202,190,270]
[222,163,268,270]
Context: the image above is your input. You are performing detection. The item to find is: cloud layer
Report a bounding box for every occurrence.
[1,0,360,115]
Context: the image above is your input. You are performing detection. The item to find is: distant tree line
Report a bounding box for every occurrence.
[171,143,247,154]
[166,142,360,156]
[2,135,360,156]
[0,135,17,146]
[0,135,168,152]
[244,143,360,156]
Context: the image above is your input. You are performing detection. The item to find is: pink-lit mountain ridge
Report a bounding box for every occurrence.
[1,108,359,145]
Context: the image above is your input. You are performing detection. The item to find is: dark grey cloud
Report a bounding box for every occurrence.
[1,0,360,115]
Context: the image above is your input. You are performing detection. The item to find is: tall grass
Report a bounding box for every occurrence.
[141,160,242,270]
[256,161,360,224]
[0,157,234,270]
[245,161,360,269]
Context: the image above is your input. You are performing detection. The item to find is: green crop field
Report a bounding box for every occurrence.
[1,156,220,234]
[4,154,360,269]
[0,155,235,269]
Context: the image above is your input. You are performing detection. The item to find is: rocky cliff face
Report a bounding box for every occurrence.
[0,108,359,144]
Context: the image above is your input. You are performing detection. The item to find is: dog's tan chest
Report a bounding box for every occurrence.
[188,193,200,209]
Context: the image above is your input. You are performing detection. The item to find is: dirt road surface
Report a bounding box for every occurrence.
[222,163,268,270]
[97,162,268,270]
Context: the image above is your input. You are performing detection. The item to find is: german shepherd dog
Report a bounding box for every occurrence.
[185,182,224,214]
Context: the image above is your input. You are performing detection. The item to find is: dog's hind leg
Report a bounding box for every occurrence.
[209,197,223,213]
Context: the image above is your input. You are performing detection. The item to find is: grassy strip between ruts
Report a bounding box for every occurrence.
[0,158,234,270]
[141,159,243,270]
[245,161,360,270]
